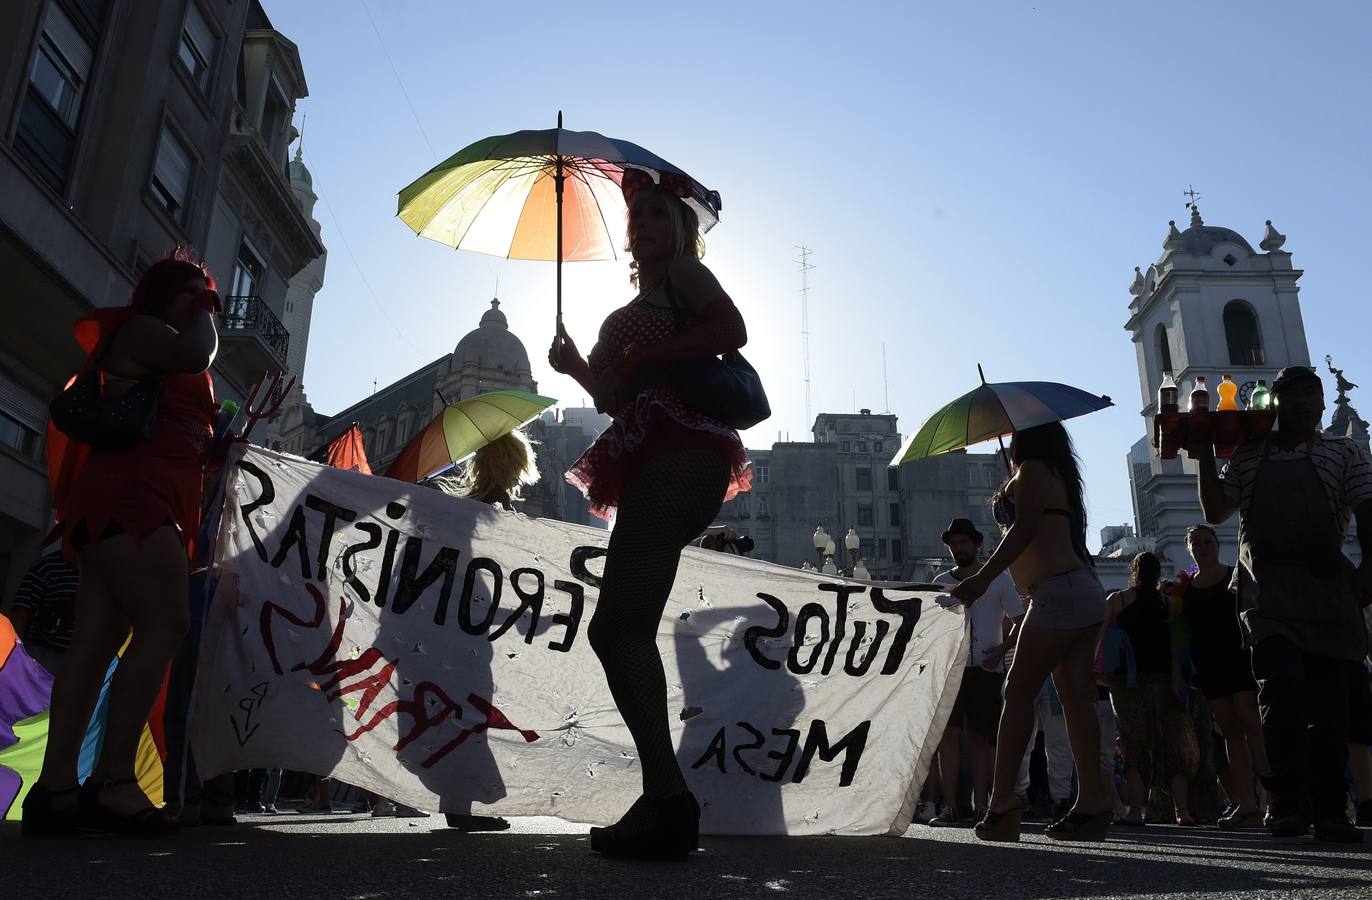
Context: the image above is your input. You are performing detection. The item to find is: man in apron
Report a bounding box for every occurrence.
[1194,366,1372,842]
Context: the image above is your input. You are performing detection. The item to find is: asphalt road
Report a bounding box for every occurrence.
[4,812,1371,900]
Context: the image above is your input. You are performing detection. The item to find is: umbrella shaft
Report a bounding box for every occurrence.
[555,159,564,325]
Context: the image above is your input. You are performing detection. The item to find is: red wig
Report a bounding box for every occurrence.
[128,254,215,317]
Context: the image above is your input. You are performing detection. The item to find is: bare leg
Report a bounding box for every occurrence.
[1122,768,1147,823]
[1050,624,1110,814]
[1349,743,1372,803]
[986,618,1092,814]
[86,527,190,816]
[937,726,962,812]
[1171,774,1194,824]
[1210,696,1260,813]
[969,732,995,812]
[36,564,131,795]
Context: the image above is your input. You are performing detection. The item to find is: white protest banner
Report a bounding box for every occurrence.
[192,446,967,835]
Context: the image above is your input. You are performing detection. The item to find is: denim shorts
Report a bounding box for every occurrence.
[1027,568,1107,629]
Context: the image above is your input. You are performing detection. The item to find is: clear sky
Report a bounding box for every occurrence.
[266,0,1372,550]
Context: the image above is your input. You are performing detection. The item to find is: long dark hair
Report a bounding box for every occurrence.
[1000,421,1091,564]
[1129,551,1163,603]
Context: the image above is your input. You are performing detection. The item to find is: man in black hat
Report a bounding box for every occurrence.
[1195,365,1372,841]
[928,518,1026,826]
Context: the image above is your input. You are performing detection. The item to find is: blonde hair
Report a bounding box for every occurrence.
[429,429,539,504]
[626,187,705,288]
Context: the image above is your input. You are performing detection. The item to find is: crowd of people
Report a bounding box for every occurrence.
[915,365,1372,844]
[9,168,1372,864]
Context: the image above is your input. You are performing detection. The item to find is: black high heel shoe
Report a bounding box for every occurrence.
[590,793,700,861]
[80,778,179,838]
[21,784,83,838]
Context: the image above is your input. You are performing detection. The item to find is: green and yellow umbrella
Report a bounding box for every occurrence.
[397,113,720,325]
[383,390,556,483]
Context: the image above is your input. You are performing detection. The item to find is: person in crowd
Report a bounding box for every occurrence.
[930,518,1025,826]
[949,422,1114,842]
[1107,553,1200,826]
[428,430,537,833]
[1196,365,1370,842]
[1179,524,1268,828]
[548,172,751,860]
[9,549,79,677]
[1014,679,1074,822]
[24,257,219,839]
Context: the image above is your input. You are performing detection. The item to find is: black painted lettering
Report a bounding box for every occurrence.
[341,523,382,605]
[546,580,585,653]
[819,584,863,675]
[570,546,606,589]
[389,538,460,619]
[690,727,728,773]
[761,728,801,782]
[871,586,924,675]
[458,558,503,636]
[743,593,789,671]
[843,620,890,676]
[304,495,357,582]
[731,721,766,777]
[374,529,402,609]
[236,460,275,563]
[490,567,544,643]
[269,505,312,580]
[792,719,871,787]
[787,603,830,674]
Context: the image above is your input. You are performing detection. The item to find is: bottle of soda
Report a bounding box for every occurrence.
[1217,373,1239,411]
[1189,375,1210,413]
[1158,372,1179,414]
[1251,379,1271,411]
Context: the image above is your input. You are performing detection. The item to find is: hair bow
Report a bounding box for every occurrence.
[620,168,695,204]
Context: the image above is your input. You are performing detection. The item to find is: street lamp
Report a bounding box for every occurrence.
[813,525,831,569]
[822,537,837,575]
[853,560,871,580]
[844,527,860,574]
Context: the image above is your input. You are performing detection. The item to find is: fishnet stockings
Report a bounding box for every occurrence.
[588,447,731,799]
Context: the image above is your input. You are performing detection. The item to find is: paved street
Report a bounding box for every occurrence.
[4,811,1370,900]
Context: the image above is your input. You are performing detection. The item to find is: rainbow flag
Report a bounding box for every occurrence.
[0,613,164,820]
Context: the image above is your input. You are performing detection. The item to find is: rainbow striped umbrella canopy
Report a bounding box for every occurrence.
[890,379,1113,467]
[397,113,720,324]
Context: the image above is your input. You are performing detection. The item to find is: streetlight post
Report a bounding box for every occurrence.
[844,527,860,577]
[813,525,831,570]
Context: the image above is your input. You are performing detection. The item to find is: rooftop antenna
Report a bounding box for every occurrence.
[796,245,814,428]
[882,343,890,413]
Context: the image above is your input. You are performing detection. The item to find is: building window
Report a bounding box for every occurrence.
[966,465,979,488]
[841,441,851,453]
[16,4,96,191]
[1223,301,1264,366]
[835,467,842,489]
[891,541,904,564]
[878,538,888,560]
[0,373,47,461]
[873,441,883,454]
[857,503,874,527]
[1155,323,1173,375]
[889,502,901,526]
[178,3,216,91]
[150,126,193,219]
[231,239,265,297]
[887,468,899,491]
[757,496,770,518]
[856,466,872,491]
[858,440,868,453]
[754,463,769,485]
[261,77,292,161]
[859,538,875,560]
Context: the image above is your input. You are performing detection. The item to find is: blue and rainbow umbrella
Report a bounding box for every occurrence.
[890,367,1112,469]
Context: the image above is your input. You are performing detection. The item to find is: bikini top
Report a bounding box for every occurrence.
[991,493,1094,567]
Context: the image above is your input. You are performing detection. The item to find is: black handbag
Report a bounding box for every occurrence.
[49,367,162,450]
[659,274,771,430]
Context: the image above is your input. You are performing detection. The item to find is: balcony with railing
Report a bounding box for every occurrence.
[219,294,290,377]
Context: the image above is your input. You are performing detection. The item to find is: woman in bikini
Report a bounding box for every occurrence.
[547,170,751,860]
[25,257,219,838]
[949,421,1113,841]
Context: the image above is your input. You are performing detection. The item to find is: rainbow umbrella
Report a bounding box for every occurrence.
[397,112,720,325]
[384,390,556,483]
[890,366,1113,469]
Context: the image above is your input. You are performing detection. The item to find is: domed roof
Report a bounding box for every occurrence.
[1169,205,1255,256]
[289,145,312,189]
[453,299,531,374]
